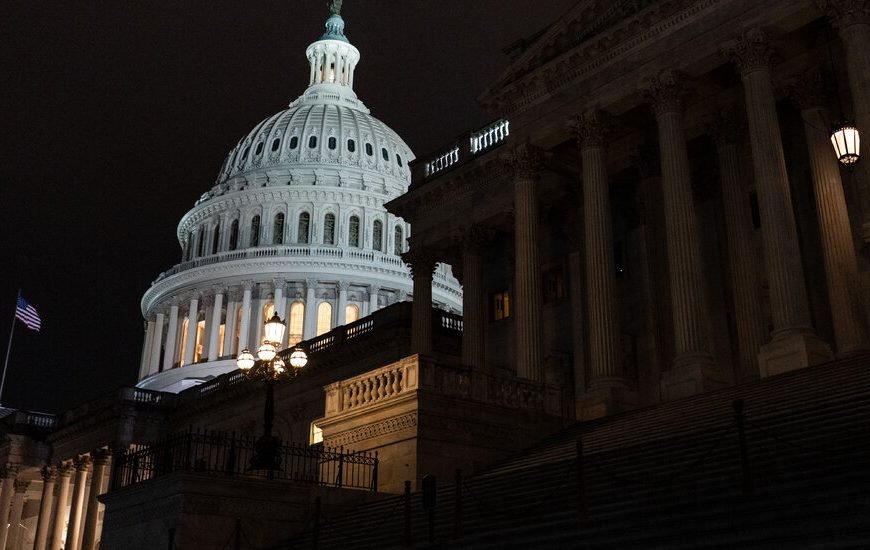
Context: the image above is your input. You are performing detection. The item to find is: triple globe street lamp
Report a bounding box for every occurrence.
[236,313,308,475]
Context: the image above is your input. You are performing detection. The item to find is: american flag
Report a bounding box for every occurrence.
[15,295,41,331]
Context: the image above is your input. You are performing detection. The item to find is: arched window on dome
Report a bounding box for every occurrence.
[373,220,383,252]
[273,213,285,245]
[316,302,332,336]
[271,138,281,152]
[345,304,359,324]
[365,143,373,156]
[381,148,389,161]
[394,225,404,255]
[288,301,304,346]
[250,215,261,247]
[298,212,310,244]
[255,142,264,156]
[197,226,206,258]
[323,213,336,245]
[347,139,356,153]
[229,220,239,251]
[212,224,220,255]
[397,154,403,167]
[239,146,249,166]
[289,136,299,150]
[349,216,360,247]
[328,137,337,150]
[308,136,317,149]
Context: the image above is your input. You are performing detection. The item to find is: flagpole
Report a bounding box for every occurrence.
[0,290,20,408]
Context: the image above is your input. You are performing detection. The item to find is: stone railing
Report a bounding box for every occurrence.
[323,355,421,416]
[413,118,510,185]
[10,411,57,430]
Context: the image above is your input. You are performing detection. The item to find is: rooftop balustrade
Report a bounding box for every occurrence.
[413,119,510,186]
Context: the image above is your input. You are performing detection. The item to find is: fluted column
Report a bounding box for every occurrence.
[81,450,111,550]
[273,280,286,319]
[33,467,57,550]
[336,282,349,326]
[223,288,240,357]
[724,29,833,376]
[8,479,29,550]
[139,320,154,379]
[49,463,73,550]
[303,279,319,340]
[789,70,870,355]
[182,292,200,366]
[506,143,546,382]
[147,312,164,376]
[238,281,253,352]
[644,71,722,398]
[0,465,17,550]
[571,111,635,415]
[404,249,437,354]
[709,111,767,381]
[460,227,487,370]
[207,287,225,360]
[368,285,380,315]
[162,301,180,371]
[818,0,870,238]
[65,457,91,550]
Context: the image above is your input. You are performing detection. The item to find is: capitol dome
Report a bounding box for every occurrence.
[137,8,462,393]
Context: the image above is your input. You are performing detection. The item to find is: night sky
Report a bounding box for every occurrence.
[0,1,576,413]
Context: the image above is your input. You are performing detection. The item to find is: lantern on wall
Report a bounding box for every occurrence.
[831,117,860,167]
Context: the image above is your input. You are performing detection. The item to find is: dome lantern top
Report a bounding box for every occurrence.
[305,2,360,96]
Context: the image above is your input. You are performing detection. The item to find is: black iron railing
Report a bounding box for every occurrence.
[111,428,378,492]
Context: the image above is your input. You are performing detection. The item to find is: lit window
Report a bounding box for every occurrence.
[328,137,337,150]
[289,136,299,149]
[194,318,206,362]
[345,304,359,324]
[289,302,304,346]
[234,307,242,355]
[178,316,189,367]
[308,136,317,148]
[229,220,239,251]
[347,139,356,153]
[316,302,332,336]
[381,148,389,161]
[493,291,510,321]
[543,268,565,302]
[273,213,285,245]
[263,302,275,325]
[349,215,360,247]
[297,212,310,243]
[310,422,323,445]
[323,213,335,245]
[271,138,280,152]
[365,143,373,156]
[255,142,263,156]
[250,215,261,247]
[373,220,383,251]
[394,226,403,255]
[212,224,220,255]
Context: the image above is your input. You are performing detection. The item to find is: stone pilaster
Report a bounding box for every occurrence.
[50,463,74,550]
[571,110,635,416]
[403,249,438,354]
[65,455,91,550]
[33,466,58,550]
[81,449,111,550]
[459,226,488,370]
[162,299,180,371]
[724,29,833,375]
[505,142,547,382]
[709,110,767,381]
[644,70,724,399]
[8,479,30,550]
[788,70,870,355]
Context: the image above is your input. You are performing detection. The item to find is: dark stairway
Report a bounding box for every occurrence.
[276,353,870,549]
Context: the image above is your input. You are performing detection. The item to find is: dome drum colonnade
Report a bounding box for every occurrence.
[137,7,462,392]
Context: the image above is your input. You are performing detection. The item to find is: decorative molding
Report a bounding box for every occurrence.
[569,109,613,150]
[41,466,58,483]
[722,28,777,76]
[13,479,30,493]
[325,411,418,447]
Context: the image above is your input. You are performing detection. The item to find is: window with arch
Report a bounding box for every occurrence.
[273,213,285,245]
[345,304,359,324]
[255,142,264,156]
[240,146,250,164]
[229,220,239,251]
[197,226,206,257]
[263,302,275,325]
[394,225,404,255]
[308,136,318,148]
[349,215,360,247]
[365,143,373,156]
[289,136,299,149]
[328,137,337,150]
[323,213,335,245]
[194,315,206,363]
[250,215,261,247]
[271,138,281,152]
[381,148,389,161]
[372,220,383,252]
[288,301,304,346]
[316,302,332,336]
[234,306,243,355]
[298,212,311,244]
[212,224,220,255]
[347,139,356,153]
[397,154,403,167]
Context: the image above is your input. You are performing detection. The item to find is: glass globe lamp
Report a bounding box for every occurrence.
[236,349,256,370]
[263,313,286,344]
[289,347,308,369]
[257,342,277,362]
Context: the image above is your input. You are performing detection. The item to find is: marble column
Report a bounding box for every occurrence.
[273,279,286,320]
[223,289,240,357]
[724,29,833,376]
[147,312,164,376]
[182,292,200,366]
[405,249,437,354]
[709,111,767,381]
[571,110,635,415]
[818,0,870,239]
[0,465,17,550]
[162,300,180,371]
[65,456,91,550]
[81,450,111,550]
[8,479,30,550]
[303,279,319,340]
[337,282,349,326]
[644,71,723,399]
[460,227,487,370]
[238,281,253,352]
[368,285,380,315]
[207,287,225,360]
[506,143,546,382]
[34,466,58,550]
[139,320,154,379]
[49,463,73,550]
[789,70,870,355]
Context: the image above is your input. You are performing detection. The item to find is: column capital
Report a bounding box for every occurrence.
[272,279,286,293]
[211,284,227,296]
[241,279,255,292]
[816,0,870,27]
[56,462,75,478]
[707,108,747,148]
[13,479,30,493]
[227,286,243,302]
[368,284,381,295]
[74,455,92,472]
[644,70,687,117]
[306,278,318,290]
[200,294,215,308]
[91,448,112,465]
[0,464,19,479]
[402,248,438,276]
[785,69,829,111]
[503,142,546,180]
[41,466,58,483]
[337,281,350,292]
[569,109,613,150]
[187,290,202,302]
[723,28,777,76]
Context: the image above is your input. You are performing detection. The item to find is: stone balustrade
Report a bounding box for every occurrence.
[324,355,421,416]
[414,118,511,184]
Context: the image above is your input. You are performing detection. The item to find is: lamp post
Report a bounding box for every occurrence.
[236,313,308,477]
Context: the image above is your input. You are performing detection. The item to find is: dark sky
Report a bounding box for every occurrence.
[0,1,576,413]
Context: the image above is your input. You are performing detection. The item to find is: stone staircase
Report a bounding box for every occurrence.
[275,353,870,549]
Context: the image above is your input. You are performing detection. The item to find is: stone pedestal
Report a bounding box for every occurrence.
[758,331,836,378]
